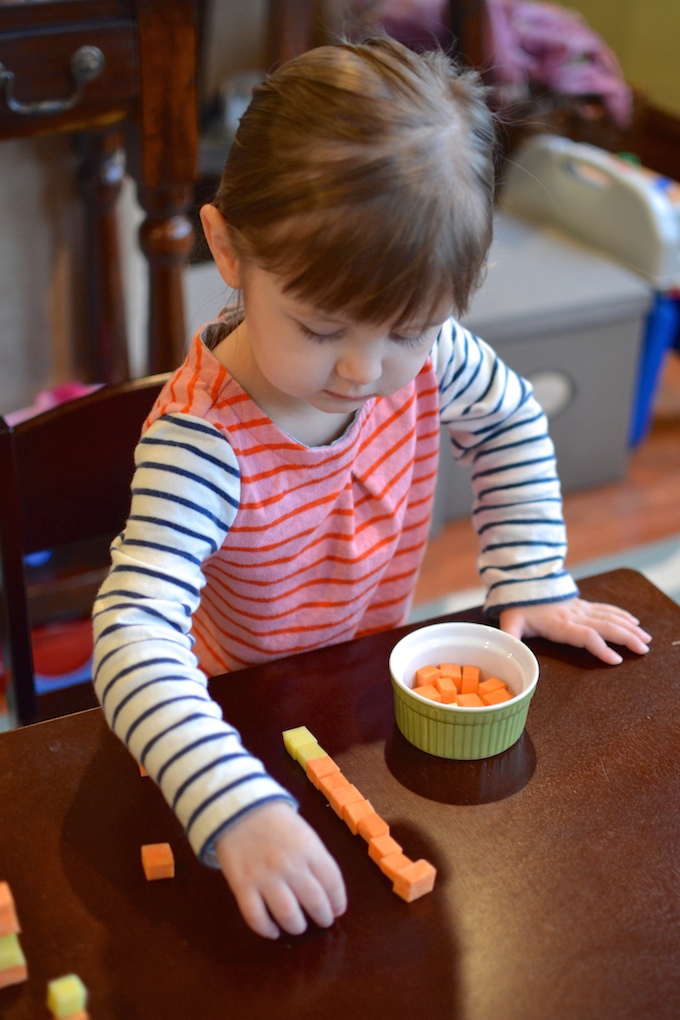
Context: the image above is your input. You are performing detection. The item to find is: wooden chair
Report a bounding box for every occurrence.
[0,374,169,728]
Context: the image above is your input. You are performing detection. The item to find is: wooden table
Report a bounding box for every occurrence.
[0,0,201,381]
[1,569,679,1019]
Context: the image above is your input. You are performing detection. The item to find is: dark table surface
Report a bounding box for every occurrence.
[1,569,679,1020]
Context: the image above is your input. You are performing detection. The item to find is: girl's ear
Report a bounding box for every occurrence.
[200,204,242,289]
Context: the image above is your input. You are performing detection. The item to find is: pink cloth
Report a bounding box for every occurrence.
[485,0,633,127]
[4,382,101,426]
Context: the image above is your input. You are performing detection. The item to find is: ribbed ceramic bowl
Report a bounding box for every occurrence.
[389,622,539,760]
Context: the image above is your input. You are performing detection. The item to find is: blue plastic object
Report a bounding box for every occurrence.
[629,292,680,446]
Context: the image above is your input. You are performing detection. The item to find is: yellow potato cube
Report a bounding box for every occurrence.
[46,973,89,1018]
[282,726,318,760]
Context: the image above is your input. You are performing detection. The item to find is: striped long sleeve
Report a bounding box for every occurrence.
[92,414,297,865]
[434,319,578,613]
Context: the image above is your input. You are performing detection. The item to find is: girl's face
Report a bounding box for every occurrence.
[228,263,450,427]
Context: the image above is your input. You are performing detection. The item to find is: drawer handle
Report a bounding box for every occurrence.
[0,45,105,116]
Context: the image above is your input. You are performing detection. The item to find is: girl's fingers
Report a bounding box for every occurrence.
[261,880,308,937]
[581,602,651,638]
[234,886,282,940]
[310,850,347,919]
[288,872,337,931]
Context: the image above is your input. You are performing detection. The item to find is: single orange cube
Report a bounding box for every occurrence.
[438,666,462,693]
[317,772,349,798]
[392,859,437,902]
[461,665,480,694]
[0,882,20,936]
[343,797,375,836]
[357,811,390,842]
[378,851,412,881]
[415,683,442,703]
[0,964,28,989]
[141,843,175,881]
[480,688,514,706]
[414,665,440,687]
[456,693,484,708]
[305,755,340,789]
[439,663,462,682]
[433,675,457,704]
[479,677,507,695]
[367,833,402,863]
[138,762,149,777]
[328,783,364,818]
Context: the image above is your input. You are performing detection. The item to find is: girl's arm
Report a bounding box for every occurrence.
[93,412,347,936]
[92,413,298,865]
[434,322,650,661]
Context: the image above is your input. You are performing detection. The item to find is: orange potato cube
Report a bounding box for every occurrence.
[438,664,462,692]
[357,811,390,842]
[433,675,457,704]
[367,833,402,863]
[0,882,20,936]
[343,797,376,835]
[0,964,28,989]
[478,677,507,695]
[305,755,340,789]
[328,783,364,818]
[414,665,441,688]
[438,663,462,679]
[415,683,442,703]
[456,693,484,708]
[378,851,413,880]
[141,843,175,881]
[392,859,437,902]
[480,688,514,706]
[138,762,149,777]
[317,772,349,797]
[461,666,479,694]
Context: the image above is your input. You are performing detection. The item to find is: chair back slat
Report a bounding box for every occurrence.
[0,374,169,726]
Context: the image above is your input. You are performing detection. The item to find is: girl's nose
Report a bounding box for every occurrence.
[336,347,382,386]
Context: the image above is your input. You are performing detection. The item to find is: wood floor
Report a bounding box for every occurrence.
[414,349,680,606]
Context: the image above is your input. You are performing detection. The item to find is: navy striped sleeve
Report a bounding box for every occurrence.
[92,413,297,865]
[432,321,578,614]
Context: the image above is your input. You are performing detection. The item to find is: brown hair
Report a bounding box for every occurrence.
[213,36,496,325]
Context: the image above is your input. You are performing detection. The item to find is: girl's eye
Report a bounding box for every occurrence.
[298,324,344,342]
[391,333,426,348]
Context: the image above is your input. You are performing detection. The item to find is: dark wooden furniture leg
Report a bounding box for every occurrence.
[448,0,488,69]
[266,0,321,70]
[78,128,129,383]
[136,0,199,374]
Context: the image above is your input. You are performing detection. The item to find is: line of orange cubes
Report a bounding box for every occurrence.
[283,727,436,902]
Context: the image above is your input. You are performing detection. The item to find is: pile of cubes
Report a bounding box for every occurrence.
[0,881,89,1017]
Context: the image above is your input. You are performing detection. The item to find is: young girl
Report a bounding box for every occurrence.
[93,36,650,940]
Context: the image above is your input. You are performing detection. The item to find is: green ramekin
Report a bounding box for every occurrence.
[389,622,539,760]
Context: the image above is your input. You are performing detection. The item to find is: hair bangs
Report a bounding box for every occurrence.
[245,186,491,327]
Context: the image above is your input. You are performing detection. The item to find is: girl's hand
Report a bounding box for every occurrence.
[215,801,347,939]
[499,597,651,665]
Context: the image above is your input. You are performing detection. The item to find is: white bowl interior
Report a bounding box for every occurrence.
[389,622,539,709]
